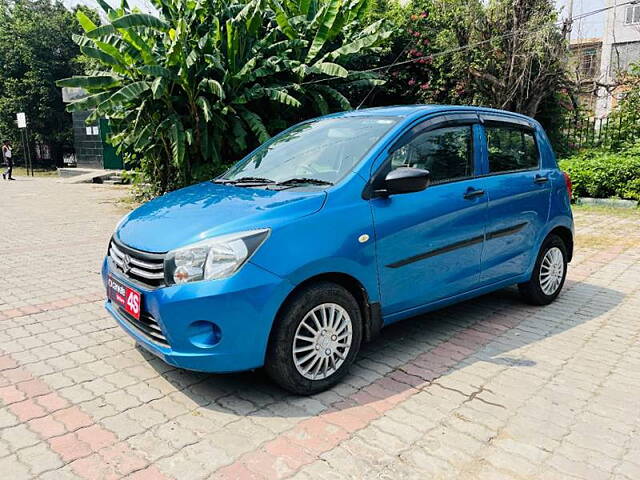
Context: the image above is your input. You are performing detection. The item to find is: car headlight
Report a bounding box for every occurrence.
[164,229,270,285]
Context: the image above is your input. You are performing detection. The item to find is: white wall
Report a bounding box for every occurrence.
[603,0,640,44]
[596,0,640,117]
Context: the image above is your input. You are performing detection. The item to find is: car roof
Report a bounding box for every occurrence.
[339,105,439,117]
[333,105,536,124]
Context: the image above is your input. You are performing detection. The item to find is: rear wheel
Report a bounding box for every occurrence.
[265,282,362,395]
[518,234,568,305]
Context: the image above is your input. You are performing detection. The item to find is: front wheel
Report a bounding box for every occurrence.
[265,282,362,395]
[518,234,568,305]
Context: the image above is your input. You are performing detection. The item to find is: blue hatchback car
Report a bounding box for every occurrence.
[103,105,574,394]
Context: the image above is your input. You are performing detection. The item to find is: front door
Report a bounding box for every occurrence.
[370,120,488,317]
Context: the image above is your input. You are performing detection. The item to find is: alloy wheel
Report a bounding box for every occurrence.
[539,247,564,296]
[292,303,353,380]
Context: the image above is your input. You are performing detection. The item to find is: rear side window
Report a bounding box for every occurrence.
[389,125,473,184]
[486,126,539,173]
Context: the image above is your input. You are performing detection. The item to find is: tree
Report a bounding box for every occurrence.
[0,0,95,164]
[58,0,390,195]
[607,62,640,150]
[363,0,483,107]
[470,0,569,117]
[369,0,568,120]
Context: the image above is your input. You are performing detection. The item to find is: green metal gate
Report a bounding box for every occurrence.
[99,118,124,170]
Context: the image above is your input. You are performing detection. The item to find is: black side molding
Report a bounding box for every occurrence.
[486,222,527,240]
[387,235,484,268]
[386,222,528,269]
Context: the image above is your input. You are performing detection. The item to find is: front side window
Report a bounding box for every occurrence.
[222,116,398,185]
[388,125,473,184]
[486,126,539,173]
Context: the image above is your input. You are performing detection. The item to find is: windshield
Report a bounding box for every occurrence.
[220,116,398,186]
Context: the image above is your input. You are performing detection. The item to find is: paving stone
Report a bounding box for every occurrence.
[17,441,64,475]
[128,429,177,462]
[0,455,31,480]
[1,423,41,450]
[1,178,640,480]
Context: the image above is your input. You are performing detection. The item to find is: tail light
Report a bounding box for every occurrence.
[562,171,572,202]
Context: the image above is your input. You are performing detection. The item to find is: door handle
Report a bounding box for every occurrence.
[463,188,485,199]
[534,175,549,184]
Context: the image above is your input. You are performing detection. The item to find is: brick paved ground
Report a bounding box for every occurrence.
[1,176,639,479]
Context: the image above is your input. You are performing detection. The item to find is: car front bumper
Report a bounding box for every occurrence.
[102,257,291,373]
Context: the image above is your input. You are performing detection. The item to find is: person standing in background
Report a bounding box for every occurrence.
[2,140,14,180]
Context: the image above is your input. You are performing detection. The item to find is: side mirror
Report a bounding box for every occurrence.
[377,167,430,196]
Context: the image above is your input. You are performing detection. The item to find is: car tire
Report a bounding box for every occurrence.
[265,281,363,395]
[518,234,568,306]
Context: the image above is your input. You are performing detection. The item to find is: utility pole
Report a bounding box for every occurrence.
[565,0,575,40]
[25,126,33,177]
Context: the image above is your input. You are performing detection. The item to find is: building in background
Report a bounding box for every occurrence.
[61,87,124,170]
[561,0,639,116]
[569,37,603,112]
[595,0,640,117]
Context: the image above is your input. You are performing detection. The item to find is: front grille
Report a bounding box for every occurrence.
[109,238,165,289]
[117,306,169,347]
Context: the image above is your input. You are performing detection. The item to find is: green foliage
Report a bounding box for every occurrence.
[559,142,640,201]
[368,0,567,119]
[537,90,581,158]
[368,0,481,107]
[606,63,640,150]
[0,0,96,160]
[553,64,640,158]
[59,0,390,195]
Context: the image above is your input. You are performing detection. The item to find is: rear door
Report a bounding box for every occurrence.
[478,116,552,285]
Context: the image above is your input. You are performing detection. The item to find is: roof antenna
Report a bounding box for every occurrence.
[356,83,376,111]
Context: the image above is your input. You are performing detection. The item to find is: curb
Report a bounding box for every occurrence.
[576,197,639,208]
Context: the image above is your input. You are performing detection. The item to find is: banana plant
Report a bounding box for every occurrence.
[57,0,390,194]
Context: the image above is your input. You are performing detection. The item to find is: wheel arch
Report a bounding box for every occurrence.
[268,272,382,350]
[548,225,573,262]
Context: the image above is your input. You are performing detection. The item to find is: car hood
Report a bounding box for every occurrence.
[115,182,326,252]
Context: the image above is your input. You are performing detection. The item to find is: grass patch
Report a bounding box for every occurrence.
[572,203,640,217]
[10,167,58,177]
[115,192,142,213]
[575,232,639,250]
[573,204,640,250]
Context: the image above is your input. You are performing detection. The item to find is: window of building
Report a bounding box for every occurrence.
[625,5,640,25]
[85,125,100,136]
[580,48,598,77]
[389,125,473,184]
[486,126,539,173]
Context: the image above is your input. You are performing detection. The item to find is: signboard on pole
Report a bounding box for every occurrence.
[17,112,33,176]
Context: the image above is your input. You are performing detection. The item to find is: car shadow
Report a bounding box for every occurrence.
[138,279,624,420]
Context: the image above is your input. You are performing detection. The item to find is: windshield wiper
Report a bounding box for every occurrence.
[214,176,275,185]
[275,177,334,187]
